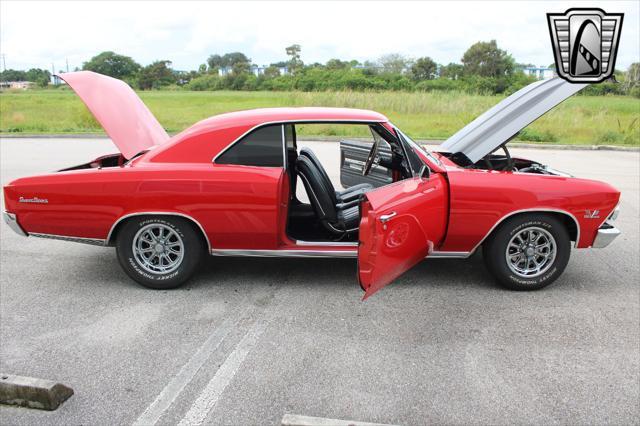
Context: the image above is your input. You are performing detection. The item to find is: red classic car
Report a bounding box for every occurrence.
[3,71,621,298]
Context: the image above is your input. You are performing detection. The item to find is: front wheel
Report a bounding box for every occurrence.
[116,216,205,289]
[483,214,571,291]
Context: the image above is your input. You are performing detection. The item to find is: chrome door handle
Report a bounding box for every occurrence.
[379,212,397,223]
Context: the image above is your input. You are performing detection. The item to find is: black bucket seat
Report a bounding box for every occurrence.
[296,155,359,235]
[299,148,372,204]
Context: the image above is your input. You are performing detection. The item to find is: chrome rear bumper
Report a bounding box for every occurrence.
[592,222,620,248]
[3,212,28,237]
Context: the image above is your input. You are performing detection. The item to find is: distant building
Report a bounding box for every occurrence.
[0,81,35,90]
[520,66,555,80]
[51,74,66,85]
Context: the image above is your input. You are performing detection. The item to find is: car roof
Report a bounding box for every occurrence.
[144,107,389,164]
[172,107,388,140]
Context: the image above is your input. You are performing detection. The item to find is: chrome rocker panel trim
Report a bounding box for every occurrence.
[592,222,621,248]
[3,212,28,237]
[429,251,472,259]
[294,240,357,247]
[211,248,357,258]
[210,248,471,259]
[29,233,107,246]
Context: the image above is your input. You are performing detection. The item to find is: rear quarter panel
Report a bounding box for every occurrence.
[440,168,620,252]
[3,163,284,249]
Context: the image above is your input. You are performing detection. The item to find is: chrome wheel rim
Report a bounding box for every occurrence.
[505,226,556,278]
[132,224,184,274]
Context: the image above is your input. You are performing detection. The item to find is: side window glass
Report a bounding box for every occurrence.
[399,132,424,175]
[216,125,284,167]
[370,126,391,150]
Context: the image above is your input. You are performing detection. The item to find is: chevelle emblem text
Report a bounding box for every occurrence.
[19,196,48,204]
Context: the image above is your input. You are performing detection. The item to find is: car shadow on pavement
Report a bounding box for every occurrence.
[186,251,497,292]
[70,247,498,293]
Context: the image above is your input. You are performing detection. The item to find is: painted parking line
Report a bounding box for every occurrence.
[177,319,268,426]
[133,308,252,426]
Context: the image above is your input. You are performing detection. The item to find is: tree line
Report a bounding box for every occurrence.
[0,68,52,87]
[2,41,639,97]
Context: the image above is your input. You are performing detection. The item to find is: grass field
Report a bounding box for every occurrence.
[1,88,639,145]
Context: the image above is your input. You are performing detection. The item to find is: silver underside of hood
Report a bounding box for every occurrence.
[441,78,587,163]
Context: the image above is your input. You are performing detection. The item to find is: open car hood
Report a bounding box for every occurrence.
[441,78,587,163]
[59,71,169,159]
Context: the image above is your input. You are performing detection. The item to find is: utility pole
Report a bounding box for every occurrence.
[51,63,56,84]
[66,58,69,73]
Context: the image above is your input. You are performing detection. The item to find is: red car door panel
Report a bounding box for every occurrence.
[358,174,448,299]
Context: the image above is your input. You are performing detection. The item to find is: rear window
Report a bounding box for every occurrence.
[216,125,284,167]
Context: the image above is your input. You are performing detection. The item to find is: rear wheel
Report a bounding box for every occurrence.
[116,216,205,289]
[483,214,571,290]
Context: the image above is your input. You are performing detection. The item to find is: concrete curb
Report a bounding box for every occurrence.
[282,414,398,426]
[0,134,638,152]
[0,374,73,410]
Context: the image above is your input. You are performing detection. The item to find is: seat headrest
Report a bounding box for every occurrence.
[299,147,336,200]
[296,155,337,222]
[299,147,320,162]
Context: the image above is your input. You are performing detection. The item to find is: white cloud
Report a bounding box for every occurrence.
[1,0,638,72]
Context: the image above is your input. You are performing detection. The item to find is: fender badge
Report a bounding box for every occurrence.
[19,196,48,204]
[584,209,600,219]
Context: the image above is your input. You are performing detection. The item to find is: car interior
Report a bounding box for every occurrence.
[285,123,414,243]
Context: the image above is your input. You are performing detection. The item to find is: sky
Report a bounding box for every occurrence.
[1,1,638,73]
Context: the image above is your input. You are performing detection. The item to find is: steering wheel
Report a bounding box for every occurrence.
[362,140,379,176]
[482,145,514,171]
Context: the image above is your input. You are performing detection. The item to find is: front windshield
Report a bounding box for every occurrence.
[395,128,442,167]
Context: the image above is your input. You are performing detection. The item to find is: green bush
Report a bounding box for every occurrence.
[616,118,639,145]
[596,130,622,144]
[581,83,625,96]
[503,73,538,95]
[184,74,222,91]
[416,79,465,92]
[339,71,383,91]
[242,74,259,91]
[517,128,558,142]
[177,65,634,98]
[266,76,296,91]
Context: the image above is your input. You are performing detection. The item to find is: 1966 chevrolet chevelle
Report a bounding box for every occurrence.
[3,71,621,298]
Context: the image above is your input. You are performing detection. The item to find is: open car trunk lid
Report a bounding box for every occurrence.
[441,78,587,163]
[59,71,169,159]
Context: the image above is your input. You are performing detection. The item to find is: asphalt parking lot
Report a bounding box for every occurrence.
[1,137,638,425]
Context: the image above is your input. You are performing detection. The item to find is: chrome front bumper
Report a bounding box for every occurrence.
[592,222,620,248]
[3,212,28,237]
